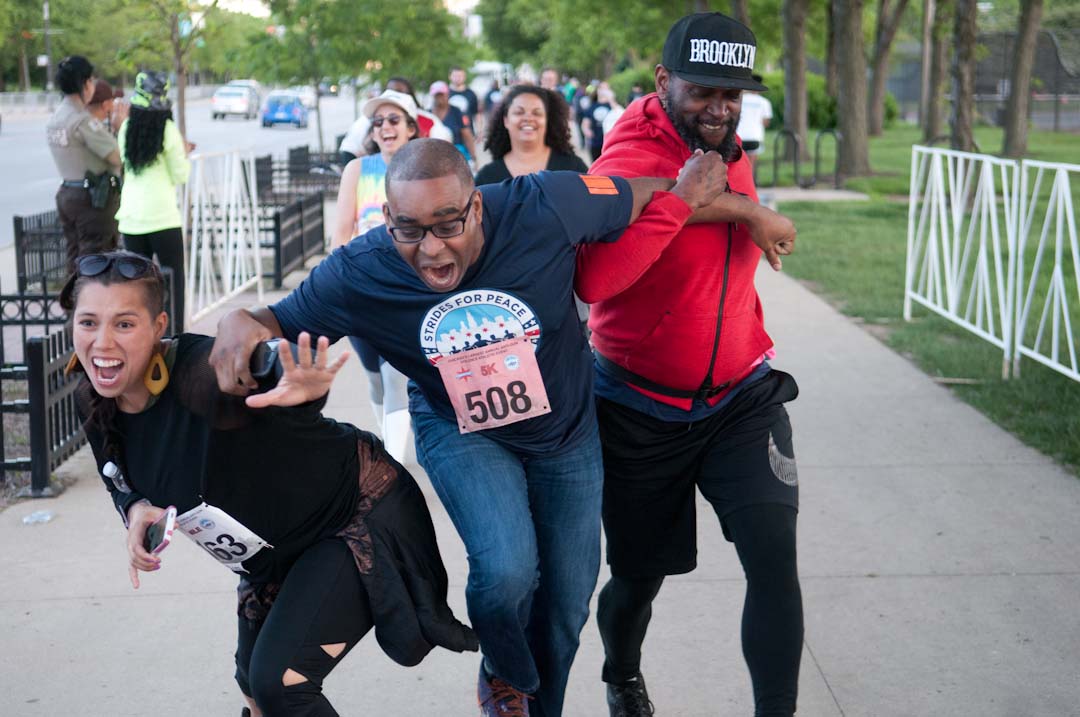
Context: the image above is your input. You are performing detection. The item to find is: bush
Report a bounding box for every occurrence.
[760,71,838,130]
[884,91,898,128]
[607,64,657,106]
[761,70,899,131]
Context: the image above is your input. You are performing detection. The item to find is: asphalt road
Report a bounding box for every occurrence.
[0,92,365,250]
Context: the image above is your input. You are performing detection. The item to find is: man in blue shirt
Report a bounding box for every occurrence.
[210,138,728,716]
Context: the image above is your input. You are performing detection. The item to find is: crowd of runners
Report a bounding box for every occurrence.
[53,11,800,717]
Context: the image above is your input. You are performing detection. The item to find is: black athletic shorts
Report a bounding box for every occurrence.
[742,140,762,152]
[597,369,799,579]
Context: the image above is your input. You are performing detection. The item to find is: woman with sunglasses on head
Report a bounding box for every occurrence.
[116,71,191,332]
[474,85,587,187]
[63,251,476,717]
[332,89,421,463]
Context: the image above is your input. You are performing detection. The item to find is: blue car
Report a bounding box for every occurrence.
[261,92,309,129]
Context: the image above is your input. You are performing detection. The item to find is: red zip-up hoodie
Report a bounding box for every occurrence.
[575,93,773,410]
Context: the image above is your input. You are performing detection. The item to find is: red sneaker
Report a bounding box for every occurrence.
[478,667,532,716]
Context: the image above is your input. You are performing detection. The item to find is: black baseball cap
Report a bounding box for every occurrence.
[662,13,768,92]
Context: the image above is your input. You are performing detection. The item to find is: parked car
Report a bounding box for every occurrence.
[289,85,317,109]
[211,86,257,120]
[318,80,339,97]
[261,92,309,129]
[226,79,261,107]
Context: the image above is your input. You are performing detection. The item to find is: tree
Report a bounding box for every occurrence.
[922,0,950,141]
[835,0,871,177]
[825,0,838,97]
[731,0,751,24]
[917,0,934,128]
[1,0,44,91]
[950,0,977,151]
[781,0,809,160]
[1001,0,1044,157]
[155,0,220,140]
[868,0,911,135]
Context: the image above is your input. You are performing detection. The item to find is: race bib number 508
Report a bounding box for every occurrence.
[436,336,551,433]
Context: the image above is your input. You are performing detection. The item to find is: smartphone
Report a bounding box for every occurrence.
[250,339,313,390]
[144,506,177,554]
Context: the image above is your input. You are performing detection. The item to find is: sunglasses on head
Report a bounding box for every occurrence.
[371,114,404,128]
[76,253,156,280]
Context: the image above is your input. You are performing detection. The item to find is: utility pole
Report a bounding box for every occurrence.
[43,0,54,91]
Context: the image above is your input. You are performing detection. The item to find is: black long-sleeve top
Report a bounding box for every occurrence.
[76,333,361,585]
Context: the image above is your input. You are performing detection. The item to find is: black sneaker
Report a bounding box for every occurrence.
[607,673,655,716]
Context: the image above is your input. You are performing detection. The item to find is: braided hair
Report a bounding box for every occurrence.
[123,106,173,174]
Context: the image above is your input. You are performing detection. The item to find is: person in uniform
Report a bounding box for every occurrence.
[46,55,122,273]
[85,78,126,137]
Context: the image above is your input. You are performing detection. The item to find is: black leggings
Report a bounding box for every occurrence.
[123,227,185,333]
[597,503,803,717]
[235,538,374,716]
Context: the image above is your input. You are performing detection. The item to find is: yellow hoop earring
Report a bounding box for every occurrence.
[143,353,169,395]
[64,353,83,377]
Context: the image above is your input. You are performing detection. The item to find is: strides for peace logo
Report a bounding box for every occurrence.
[420,289,541,365]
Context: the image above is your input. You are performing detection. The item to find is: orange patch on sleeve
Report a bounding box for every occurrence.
[579,174,619,195]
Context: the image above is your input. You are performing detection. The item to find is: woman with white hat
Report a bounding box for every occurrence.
[331,89,420,463]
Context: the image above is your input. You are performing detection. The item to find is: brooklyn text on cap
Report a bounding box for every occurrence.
[662,12,768,93]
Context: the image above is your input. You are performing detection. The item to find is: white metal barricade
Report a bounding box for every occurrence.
[1014,159,1080,382]
[182,150,263,323]
[904,146,1020,378]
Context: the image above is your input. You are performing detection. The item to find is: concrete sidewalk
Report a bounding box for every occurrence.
[1,259,1079,716]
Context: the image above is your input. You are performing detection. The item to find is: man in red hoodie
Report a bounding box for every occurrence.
[575,13,802,717]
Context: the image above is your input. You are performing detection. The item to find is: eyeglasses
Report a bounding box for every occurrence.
[77,253,156,280]
[371,114,404,128]
[388,191,478,244]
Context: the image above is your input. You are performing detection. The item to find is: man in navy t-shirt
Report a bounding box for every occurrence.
[210,138,728,717]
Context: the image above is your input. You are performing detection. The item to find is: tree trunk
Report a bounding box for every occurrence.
[731,0,750,26]
[826,0,839,98]
[950,0,977,151]
[918,0,935,128]
[1002,0,1044,157]
[314,81,325,154]
[170,13,188,140]
[923,0,951,141]
[19,43,31,91]
[868,0,911,135]
[782,0,810,161]
[835,0,871,177]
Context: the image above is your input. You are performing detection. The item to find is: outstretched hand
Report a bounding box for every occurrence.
[244,333,349,409]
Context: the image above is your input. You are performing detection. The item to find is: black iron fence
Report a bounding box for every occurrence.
[25,330,83,496]
[256,145,341,204]
[13,210,66,294]
[256,190,325,288]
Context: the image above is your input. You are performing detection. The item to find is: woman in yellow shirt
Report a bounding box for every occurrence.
[116,71,191,331]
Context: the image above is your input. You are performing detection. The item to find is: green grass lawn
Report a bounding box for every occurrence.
[779,197,1080,475]
[759,124,1080,197]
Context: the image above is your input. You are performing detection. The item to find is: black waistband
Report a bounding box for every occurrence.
[60,179,87,188]
[595,352,730,402]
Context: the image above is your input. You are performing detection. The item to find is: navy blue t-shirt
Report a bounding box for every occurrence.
[271,171,633,456]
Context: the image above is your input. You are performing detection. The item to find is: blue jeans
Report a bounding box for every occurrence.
[413,410,603,717]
